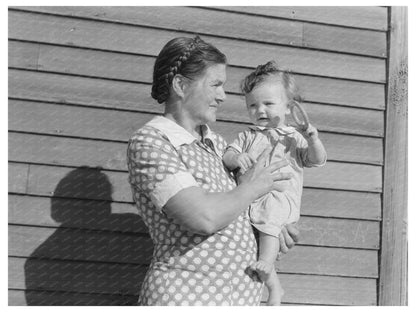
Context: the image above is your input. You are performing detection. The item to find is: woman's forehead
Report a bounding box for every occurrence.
[203,63,227,80]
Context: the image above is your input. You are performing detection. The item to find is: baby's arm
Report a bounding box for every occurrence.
[300,124,327,165]
[223,149,255,173]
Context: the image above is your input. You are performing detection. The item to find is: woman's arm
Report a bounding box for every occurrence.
[164,149,292,235]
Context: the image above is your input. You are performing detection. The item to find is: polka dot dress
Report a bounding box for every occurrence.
[127,119,263,306]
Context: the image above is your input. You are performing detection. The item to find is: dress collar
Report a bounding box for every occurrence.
[146,116,216,149]
[248,125,296,135]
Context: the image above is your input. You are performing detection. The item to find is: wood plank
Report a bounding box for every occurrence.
[8,132,383,192]
[8,162,29,193]
[9,257,145,296]
[8,195,146,232]
[8,224,378,277]
[8,132,129,171]
[9,99,384,164]
[9,225,153,264]
[265,274,377,305]
[209,6,388,31]
[299,217,379,249]
[8,98,155,141]
[8,40,39,70]
[301,189,381,221]
[8,70,385,137]
[13,6,386,57]
[8,69,156,112]
[9,257,376,305]
[21,163,133,203]
[9,289,138,306]
[8,10,386,82]
[277,245,378,278]
[379,7,408,306]
[303,23,386,57]
[304,161,382,192]
[8,40,386,109]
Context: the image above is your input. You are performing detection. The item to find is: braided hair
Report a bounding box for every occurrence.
[151,36,227,104]
[240,60,302,103]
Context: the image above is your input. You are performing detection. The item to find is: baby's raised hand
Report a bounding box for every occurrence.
[300,124,319,141]
[235,153,255,173]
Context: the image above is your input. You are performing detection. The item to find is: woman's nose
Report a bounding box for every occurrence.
[217,87,226,102]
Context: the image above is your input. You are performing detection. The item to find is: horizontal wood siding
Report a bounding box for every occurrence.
[8,6,387,305]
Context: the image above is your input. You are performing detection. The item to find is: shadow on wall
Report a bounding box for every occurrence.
[24,166,152,305]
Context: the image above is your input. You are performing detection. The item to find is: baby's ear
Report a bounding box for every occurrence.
[285,103,291,115]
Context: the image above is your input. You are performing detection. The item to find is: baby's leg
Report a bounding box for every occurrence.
[250,232,284,305]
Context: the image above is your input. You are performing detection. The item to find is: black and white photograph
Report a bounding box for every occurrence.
[6,3,409,306]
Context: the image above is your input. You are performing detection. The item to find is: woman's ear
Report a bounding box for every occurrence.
[171,74,187,99]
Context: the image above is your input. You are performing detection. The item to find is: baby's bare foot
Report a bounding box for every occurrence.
[267,282,284,306]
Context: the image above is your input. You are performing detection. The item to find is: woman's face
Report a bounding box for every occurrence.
[182,63,227,125]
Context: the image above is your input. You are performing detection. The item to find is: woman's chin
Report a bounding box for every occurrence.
[205,111,217,123]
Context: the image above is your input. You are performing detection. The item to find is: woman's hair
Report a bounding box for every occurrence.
[151,36,227,104]
[240,60,302,103]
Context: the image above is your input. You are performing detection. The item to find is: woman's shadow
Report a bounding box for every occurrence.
[24,166,151,305]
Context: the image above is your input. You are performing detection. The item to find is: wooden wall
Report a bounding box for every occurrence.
[8,6,389,305]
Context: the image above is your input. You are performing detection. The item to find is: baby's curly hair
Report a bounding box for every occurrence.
[240,60,303,103]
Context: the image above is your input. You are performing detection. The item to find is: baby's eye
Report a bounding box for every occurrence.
[265,102,275,106]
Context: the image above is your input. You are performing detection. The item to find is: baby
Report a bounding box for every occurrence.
[223,61,327,305]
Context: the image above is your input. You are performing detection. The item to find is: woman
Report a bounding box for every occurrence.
[127,36,299,306]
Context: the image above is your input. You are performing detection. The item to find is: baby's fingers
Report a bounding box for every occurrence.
[242,156,252,170]
[269,159,290,173]
[239,161,248,172]
[285,223,300,243]
[247,153,257,165]
[279,234,289,254]
[280,226,295,249]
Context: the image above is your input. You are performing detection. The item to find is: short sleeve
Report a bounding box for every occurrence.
[227,130,251,154]
[294,132,327,168]
[127,128,198,212]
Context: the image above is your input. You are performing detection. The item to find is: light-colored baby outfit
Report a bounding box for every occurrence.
[227,125,326,237]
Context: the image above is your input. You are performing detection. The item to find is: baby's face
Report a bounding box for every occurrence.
[245,81,290,128]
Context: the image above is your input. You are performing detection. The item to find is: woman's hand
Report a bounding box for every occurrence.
[238,147,293,198]
[278,223,300,258]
